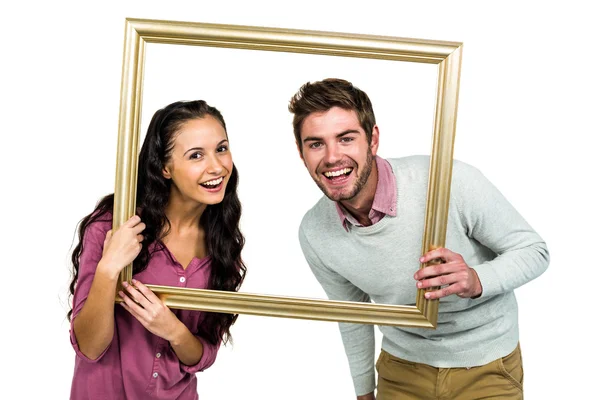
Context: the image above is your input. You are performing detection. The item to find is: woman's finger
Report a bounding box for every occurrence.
[119,290,146,317]
[120,301,145,323]
[131,279,159,303]
[132,222,146,234]
[123,215,141,228]
[122,282,152,307]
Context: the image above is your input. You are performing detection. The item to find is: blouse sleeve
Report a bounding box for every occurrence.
[69,217,113,362]
[179,333,220,373]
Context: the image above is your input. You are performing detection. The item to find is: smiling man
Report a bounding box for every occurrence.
[288,78,549,400]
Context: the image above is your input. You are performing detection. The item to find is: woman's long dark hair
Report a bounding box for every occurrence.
[68,100,246,346]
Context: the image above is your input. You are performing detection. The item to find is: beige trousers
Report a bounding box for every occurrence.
[376,344,524,400]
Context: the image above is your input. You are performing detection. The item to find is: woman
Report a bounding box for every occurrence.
[68,100,246,399]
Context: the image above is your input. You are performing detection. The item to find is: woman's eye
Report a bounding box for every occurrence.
[190,152,203,160]
[217,145,229,153]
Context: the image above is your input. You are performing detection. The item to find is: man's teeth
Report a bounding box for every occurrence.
[324,168,352,178]
[201,177,223,186]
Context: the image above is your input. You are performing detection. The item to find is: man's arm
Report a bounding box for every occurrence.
[417,161,549,299]
[299,226,377,398]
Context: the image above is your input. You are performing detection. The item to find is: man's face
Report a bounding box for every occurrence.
[299,107,379,202]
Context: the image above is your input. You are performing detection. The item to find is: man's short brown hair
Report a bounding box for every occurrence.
[288,78,376,152]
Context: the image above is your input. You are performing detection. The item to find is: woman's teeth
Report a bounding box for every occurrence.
[200,177,223,187]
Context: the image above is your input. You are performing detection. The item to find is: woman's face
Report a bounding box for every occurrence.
[162,116,233,206]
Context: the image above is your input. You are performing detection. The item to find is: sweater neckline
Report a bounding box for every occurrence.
[346,214,394,234]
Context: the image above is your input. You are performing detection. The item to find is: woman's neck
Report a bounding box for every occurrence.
[163,195,207,235]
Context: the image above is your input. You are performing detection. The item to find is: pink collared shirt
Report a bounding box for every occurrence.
[335,156,397,230]
[69,215,219,400]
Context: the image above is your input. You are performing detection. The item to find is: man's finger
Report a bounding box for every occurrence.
[414,263,461,280]
[424,285,461,300]
[417,272,460,289]
[420,247,446,263]
[420,247,458,264]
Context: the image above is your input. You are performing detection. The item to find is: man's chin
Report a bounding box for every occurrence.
[322,187,355,202]
[314,177,355,201]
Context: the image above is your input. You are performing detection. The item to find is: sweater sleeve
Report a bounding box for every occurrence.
[453,162,550,298]
[299,225,376,396]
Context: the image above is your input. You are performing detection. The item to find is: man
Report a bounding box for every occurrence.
[288,78,549,400]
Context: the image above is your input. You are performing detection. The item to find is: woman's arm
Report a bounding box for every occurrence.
[72,264,119,360]
[168,321,204,366]
[72,216,145,360]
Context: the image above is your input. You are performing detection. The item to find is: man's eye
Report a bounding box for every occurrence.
[309,142,322,149]
[341,137,353,143]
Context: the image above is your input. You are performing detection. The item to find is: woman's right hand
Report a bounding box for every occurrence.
[98,215,146,280]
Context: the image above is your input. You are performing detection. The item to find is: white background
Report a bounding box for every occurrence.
[2,1,598,398]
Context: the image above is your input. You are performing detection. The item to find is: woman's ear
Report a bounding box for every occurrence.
[162,165,172,180]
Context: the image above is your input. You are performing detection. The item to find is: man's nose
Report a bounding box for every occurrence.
[324,144,342,165]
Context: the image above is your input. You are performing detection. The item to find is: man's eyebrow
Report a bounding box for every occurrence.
[302,129,360,144]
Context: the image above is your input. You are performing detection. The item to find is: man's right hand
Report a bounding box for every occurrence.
[357,392,375,400]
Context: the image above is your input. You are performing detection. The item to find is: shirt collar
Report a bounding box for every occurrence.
[335,156,397,230]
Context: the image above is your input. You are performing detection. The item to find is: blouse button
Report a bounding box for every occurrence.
[152,372,158,378]
[179,277,186,283]
[156,353,161,358]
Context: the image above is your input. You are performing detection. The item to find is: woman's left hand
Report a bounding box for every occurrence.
[119,279,184,341]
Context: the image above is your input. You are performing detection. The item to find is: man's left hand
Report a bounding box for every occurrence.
[414,248,482,300]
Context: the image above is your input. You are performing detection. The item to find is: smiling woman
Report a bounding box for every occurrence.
[67,100,246,400]
[162,117,233,213]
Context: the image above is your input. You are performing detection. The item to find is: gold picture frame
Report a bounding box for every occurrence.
[113,18,462,329]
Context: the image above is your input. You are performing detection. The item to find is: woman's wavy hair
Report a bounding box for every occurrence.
[68,100,246,346]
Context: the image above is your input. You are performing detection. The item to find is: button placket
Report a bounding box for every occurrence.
[149,343,163,385]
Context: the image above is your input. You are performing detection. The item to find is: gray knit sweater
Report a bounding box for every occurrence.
[298,156,549,396]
